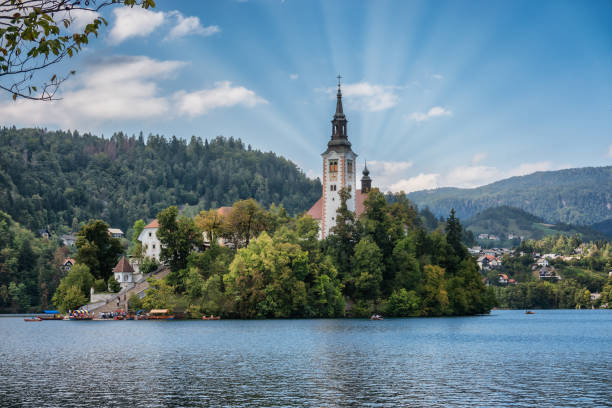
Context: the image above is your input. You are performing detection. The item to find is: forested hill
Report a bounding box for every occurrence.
[0,127,321,233]
[464,206,608,243]
[407,166,612,225]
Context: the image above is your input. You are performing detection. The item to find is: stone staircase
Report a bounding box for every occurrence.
[87,267,170,314]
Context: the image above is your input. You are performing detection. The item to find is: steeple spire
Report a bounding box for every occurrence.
[330,74,348,143]
[361,161,372,193]
[335,74,344,117]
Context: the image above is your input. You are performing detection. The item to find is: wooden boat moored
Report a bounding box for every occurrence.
[24,317,42,322]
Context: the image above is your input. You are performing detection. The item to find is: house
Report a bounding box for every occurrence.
[108,228,124,239]
[477,255,490,270]
[508,278,517,285]
[478,233,489,240]
[538,265,560,280]
[536,258,549,267]
[38,228,50,239]
[498,274,509,284]
[112,256,139,289]
[305,77,373,240]
[138,219,161,262]
[62,258,76,272]
[61,233,77,246]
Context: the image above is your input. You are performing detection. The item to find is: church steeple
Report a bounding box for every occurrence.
[330,74,349,143]
[361,161,372,193]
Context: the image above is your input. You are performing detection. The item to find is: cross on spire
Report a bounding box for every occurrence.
[337,74,342,88]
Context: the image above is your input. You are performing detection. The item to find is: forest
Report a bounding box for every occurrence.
[407,166,612,225]
[0,127,321,234]
[50,189,497,318]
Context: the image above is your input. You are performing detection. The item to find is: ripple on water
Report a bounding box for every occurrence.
[0,310,611,407]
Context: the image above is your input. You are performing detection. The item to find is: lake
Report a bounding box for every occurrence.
[1,310,610,407]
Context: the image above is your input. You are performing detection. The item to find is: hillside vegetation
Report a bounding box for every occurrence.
[407,167,612,225]
[0,127,321,233]
[464,206,608,247]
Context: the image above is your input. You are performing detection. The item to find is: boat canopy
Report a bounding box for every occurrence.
[150,309,170,314]
[44,310,59,314]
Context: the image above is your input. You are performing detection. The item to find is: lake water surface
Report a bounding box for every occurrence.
[1,310,611,407]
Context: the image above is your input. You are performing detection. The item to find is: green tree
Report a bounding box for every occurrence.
[422,265,449,316]
[386,288,421,317]
[75,219,122,280]
[352,238,383,301]
[52,263,94,312]
[108,276,121,293]
[157,206,203,272]
[223,199,269,248]
[326,187,360,283]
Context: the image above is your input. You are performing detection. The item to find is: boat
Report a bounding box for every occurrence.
[525,310,535,315]
[24,317,42,322]
[146,309,175,320]
[370,314,384,320]
[202,315,221,320]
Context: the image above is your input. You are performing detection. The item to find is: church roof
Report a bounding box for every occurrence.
[306,190,368,221]
[113,256,134,273]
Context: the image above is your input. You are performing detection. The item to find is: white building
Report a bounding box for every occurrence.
[138,219,161,261]
[307,77,371,239]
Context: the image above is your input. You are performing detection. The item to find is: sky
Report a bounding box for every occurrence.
[1,0,611,192]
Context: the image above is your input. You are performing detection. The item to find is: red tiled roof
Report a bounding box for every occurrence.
[144,219,159,229]
[112,256,134,273]
[306,190,368,220]
[306,197,323,219]
[485,254,496,260]
[63,257,76,265]
[217,206,233,217]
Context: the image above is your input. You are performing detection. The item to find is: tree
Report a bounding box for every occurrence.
[156,206,203,272]
[75,219,122,280]
[326,187,360,282]
[194,209,225,247]
[352,238,383,301]
[129,219,145,260]
[51,263,94,311]
[386,288,421,317]
[108,275,120,292]
[0,0,156,100]
[422,265,449,316]
[223,199,269,248]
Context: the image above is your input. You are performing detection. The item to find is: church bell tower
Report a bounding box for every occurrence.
[320,75,357,239]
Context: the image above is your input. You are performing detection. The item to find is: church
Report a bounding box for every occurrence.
[307,77,373,239]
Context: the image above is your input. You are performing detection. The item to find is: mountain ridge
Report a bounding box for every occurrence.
[407,166,612,225]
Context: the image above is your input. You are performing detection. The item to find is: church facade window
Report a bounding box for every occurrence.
[347,160,353,176]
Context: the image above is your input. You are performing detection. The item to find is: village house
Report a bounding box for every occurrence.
[62,257,76,272]
[108,228,124,239]
[138,219,161,262]
[61,233,77,246]
[538,265,560,281]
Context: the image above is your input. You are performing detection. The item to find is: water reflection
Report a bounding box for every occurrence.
[0,310,611,407]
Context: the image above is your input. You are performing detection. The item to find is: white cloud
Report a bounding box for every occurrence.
[408,106,452,122]
[167,12,220,40]
[431,74,444,80]
[173,81,268,117]
[471,152,487,164]
[321,82,400,112]
[608,144,612,158]
[108,7,165,44]
[0,56,265,127]
[363,157,562,194]
[289,73,299,80]
[341,82,399,111]
[57,9,101,32]
[390,173,440,193]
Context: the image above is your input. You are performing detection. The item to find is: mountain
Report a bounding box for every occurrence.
[0,127,321,233]
[407,166,612,225]
[463,206,608,246]
[591,219,612,238]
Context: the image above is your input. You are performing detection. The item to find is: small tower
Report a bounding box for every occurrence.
[320,75,358,239]
[361,162,372,194]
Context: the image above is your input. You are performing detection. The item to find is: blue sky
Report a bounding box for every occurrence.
[1,0,611,192]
